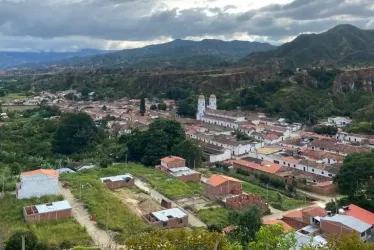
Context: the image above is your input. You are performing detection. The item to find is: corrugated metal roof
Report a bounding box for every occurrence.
[35,200,71,214]
[322,214,371,232]
[151,208,186,222]
[100,174,133,183]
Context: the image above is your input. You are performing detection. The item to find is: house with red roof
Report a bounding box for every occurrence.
[17,169,59,199]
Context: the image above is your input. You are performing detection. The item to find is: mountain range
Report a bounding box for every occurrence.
[0,49,113,69]
[240,24,374,68]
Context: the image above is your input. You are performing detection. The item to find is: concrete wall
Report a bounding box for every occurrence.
[24,209,72,223]
[17,174,58,199]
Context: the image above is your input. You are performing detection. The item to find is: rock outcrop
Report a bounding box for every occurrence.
[333,68,374,93]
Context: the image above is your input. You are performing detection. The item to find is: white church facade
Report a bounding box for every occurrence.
[196,94,246,129]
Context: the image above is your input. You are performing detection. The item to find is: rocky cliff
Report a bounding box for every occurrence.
[333,67,374,93]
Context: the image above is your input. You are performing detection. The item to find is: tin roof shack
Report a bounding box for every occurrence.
[17,169,58,199]
[24,200,72,223]
[143,208,188,229]
[100,174,134,190]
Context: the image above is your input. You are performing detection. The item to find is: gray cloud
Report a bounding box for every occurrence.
[0,0,373,51]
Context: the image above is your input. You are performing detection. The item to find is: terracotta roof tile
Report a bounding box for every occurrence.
[21,169,58,178]
[345,204,374,225]
[207,175,241,187]
[263,219,293,232]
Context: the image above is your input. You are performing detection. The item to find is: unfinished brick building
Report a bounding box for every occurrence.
[224,193,270,213]
[143,208,188,228]
[100,174,134,189]
[24,200,72,223]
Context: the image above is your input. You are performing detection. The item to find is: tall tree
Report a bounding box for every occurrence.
[248,224,296,250]
[53,112,102,155]
[334,152,374,210]
[140,97,146,116]
[228,205,262,247]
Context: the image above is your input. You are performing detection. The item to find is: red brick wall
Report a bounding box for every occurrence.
[321,220,355,236]
[176,173,201,182]
[204,181,242,200]
[24,209,72,223]
[164,159,186,168]
[103,179,134,189]
[225,193,269,213]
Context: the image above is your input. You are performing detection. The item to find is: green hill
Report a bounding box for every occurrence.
[56,39,274,70]
[240,24,374,68]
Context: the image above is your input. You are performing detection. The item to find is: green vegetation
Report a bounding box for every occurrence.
[60,167,150,242]
[123,118,203,167]
[0,194,91,246]
[242,182,306,211]
[334,152,374,211]
[125,228,242,250]
[240,24,374,68]
[197,207,230,227]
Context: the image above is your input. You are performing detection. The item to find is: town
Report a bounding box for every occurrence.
[1,89,373,250]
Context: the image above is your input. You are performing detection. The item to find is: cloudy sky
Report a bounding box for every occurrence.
[0,0,373,52]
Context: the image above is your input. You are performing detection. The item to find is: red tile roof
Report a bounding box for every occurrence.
[161,156,185,163]
[345,204,374,225]
[21,169,58,178]
[233,159,282,174]
[207,175,241,187]
[263,219,293,232]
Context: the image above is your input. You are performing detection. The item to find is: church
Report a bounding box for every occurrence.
[196,94,246,129]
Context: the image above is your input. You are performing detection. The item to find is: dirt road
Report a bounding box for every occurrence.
[58,182,121,249]
[134,178,207,228]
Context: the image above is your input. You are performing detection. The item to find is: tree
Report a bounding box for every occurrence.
[158,103,167,110]
[334,152,374,210]
[301,233,374,250]
[5,231,38,250]
[125,229,242,250]
[248,224,297,250]
[53,112,102,155]
[228,205,262,246]
[150,104,157,110]
[171,139,203,168]
[140,97,146,116]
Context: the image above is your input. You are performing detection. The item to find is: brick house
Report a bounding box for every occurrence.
[320,214,373,242]
[143,208,188,228]
[202,175,242,200]
[282,206,326,230]
[17,169,59,199]
[24,200,72,223]
[156,156,201,182]
[100,174,134,189]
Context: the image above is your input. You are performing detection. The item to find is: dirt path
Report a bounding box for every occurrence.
[134,178,207,228]
[58,182,123,249]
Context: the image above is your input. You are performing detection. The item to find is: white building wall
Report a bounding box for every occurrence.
[209,149,232,163]
[17,174,58,199]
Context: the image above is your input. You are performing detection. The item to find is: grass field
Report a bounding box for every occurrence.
[60,166,151,243]
[0,194,92,246]
[197,207,230,227]
[242,182,307,211]
[117,163,203,199]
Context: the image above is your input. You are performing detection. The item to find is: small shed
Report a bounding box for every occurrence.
[24,200,72,223]
[100,174,134,189]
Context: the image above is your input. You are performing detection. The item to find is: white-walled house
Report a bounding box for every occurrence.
[17,169,59,199]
